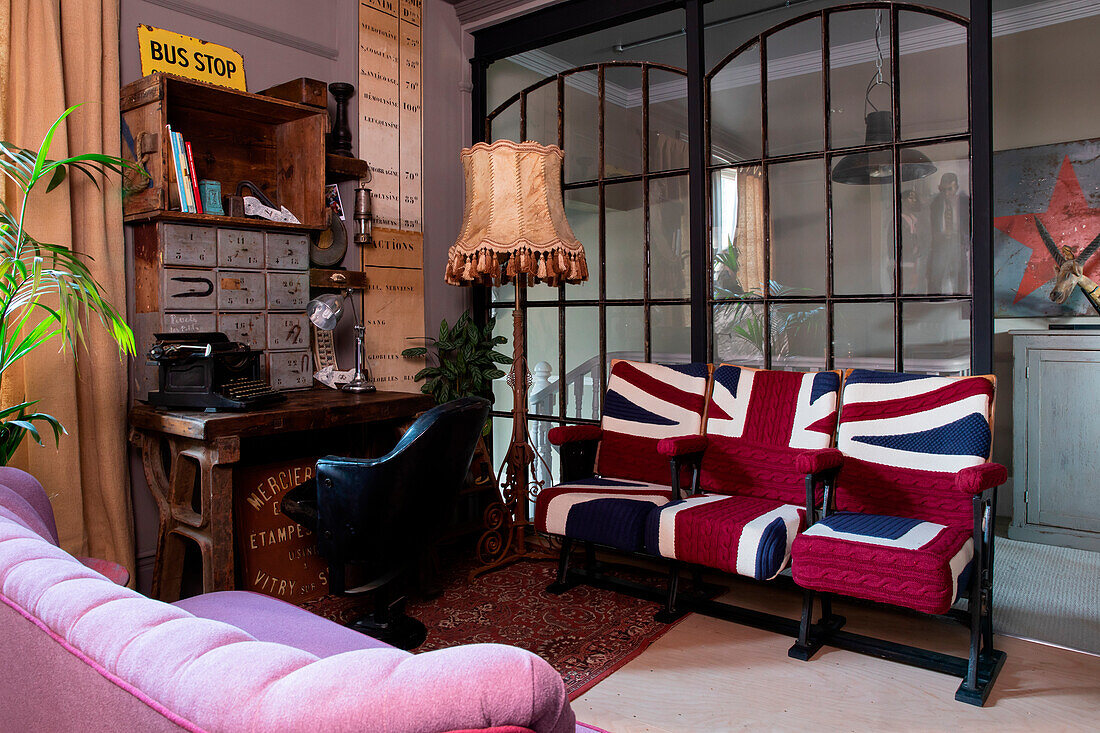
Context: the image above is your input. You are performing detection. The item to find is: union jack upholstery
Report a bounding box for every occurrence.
[644,365,842,579]
[533,361,711,552]
[792,370,996,615]
[595,361,711,484]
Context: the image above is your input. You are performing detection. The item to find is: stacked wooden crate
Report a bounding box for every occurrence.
[121,73,326,396]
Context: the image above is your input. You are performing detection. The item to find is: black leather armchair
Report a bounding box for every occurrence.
[282,396,490,649]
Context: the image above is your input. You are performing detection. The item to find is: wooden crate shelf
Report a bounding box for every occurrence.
[123,209,324,233]
[325,154,372,184]
[121,73,326,229]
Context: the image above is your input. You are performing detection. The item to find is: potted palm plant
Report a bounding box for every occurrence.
[0,105,137,463]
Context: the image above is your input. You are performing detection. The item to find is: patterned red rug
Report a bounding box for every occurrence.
[303,558,681,699]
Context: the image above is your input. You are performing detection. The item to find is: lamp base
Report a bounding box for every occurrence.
[341,375,375,393]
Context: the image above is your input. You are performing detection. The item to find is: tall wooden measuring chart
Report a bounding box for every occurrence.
[358,0,426,392]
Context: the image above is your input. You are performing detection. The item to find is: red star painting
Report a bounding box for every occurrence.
[994,155,1100,305]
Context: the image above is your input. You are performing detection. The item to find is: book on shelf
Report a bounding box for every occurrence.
[174,131,196,213]
[164,124,184,211]
[184,141,203,214]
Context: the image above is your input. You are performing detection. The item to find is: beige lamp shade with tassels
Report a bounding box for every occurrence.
[446,140,588,286]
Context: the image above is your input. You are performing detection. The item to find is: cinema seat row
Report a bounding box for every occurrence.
[533,360,1006,706]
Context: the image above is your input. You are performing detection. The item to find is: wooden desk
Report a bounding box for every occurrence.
[130,388,433,600]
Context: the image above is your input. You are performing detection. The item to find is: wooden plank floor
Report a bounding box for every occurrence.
[573,574,1100,732]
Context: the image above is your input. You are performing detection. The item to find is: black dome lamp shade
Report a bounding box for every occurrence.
[832,110,937,185]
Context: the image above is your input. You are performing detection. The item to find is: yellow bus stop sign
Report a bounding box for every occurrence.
[138,25,246,91]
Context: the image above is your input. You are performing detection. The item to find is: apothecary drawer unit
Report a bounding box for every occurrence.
[1010,330,1100,552]
[131,219,314,397]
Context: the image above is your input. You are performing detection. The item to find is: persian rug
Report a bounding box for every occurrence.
[302,557,684,698]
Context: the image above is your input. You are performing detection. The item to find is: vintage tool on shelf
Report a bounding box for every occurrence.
[146,332,285,411]
[307,290,374,393]
[354,180,373,246]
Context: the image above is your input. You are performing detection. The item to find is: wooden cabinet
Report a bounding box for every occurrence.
[131,220,313,397]
[123,73,331,399]
[120,73,326,230]
[1010,330,1100,552]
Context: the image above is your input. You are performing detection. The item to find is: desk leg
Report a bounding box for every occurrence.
[131,430,240,601]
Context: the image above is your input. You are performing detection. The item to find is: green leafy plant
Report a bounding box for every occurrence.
[713,239,823,360]
[401,310,511,426]
[0,104,138,462]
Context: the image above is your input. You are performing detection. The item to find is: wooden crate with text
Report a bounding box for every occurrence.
[234,458,328,604]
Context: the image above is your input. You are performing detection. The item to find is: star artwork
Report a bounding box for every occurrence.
[993,139,1100,316]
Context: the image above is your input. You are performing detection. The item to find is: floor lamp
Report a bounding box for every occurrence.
[445,140,589,577]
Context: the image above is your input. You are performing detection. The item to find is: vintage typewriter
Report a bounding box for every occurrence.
[146,332,286,412]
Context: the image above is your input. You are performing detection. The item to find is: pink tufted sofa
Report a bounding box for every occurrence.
[0,468,604,733]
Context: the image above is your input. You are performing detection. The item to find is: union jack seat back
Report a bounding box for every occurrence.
[595,360,712,484]
[834,369,996,527]
[699,364,842,504]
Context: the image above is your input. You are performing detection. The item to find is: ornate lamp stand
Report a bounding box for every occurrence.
[443,140,589,580]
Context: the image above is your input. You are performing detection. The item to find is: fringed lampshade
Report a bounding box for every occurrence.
[446,140,588,286]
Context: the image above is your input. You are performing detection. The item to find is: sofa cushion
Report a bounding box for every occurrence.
[698,436,826,506]
[706,365,840,449]
[836,369,994,473]
[173,590,392,657]
[791,511,974,615]
[595,360,710,484]
[535,478,675,552]
[645,494,805,580]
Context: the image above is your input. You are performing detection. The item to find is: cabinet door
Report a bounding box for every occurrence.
[217,271,266,311]
[217,229,264,268]
[1027,348,1100,533]
[163,225,215,267]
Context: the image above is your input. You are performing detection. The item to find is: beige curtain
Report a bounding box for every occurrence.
[1,0,134,580]
[734,167,765,293]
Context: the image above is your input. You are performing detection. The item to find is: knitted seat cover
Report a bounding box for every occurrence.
[792,370,995,615]
[644,365,840,577]
[532,361,710,551]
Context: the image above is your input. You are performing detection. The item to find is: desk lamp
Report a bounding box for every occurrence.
[307,289,375,393]
[446,140,588,576]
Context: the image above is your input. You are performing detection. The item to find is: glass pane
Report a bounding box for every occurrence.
[490,103,520,143]
[769,159,826,295]
[649,69,689,172]
[650,174,691,299]
[903,300,971,376]
[713,300,766,368]
[492,281,515,303]
[834,302,895,371]
[529,418,560,490]
[770,302,826,371]
[564,187,600,301]
[652,305,691,363]
[604,66,644,177]
[564,76,600,183]
[565,306,600,420]
[899,12,967,140]
[607,306,644,370]
[766,18,823,156]
[900,140,970,295]
[605,181,644,300]
[491,308,514,414]
[829,9,893,149]
[525,81,558,147]
[831,157,895,295]
[710,44,761,163]
[527,306,560,419]
[490,415,511,476]
[713,165,765,298]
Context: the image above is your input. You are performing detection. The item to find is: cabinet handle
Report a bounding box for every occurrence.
[330,272,347,283]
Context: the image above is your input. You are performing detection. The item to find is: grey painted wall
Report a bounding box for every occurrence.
[120,0,471,591]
